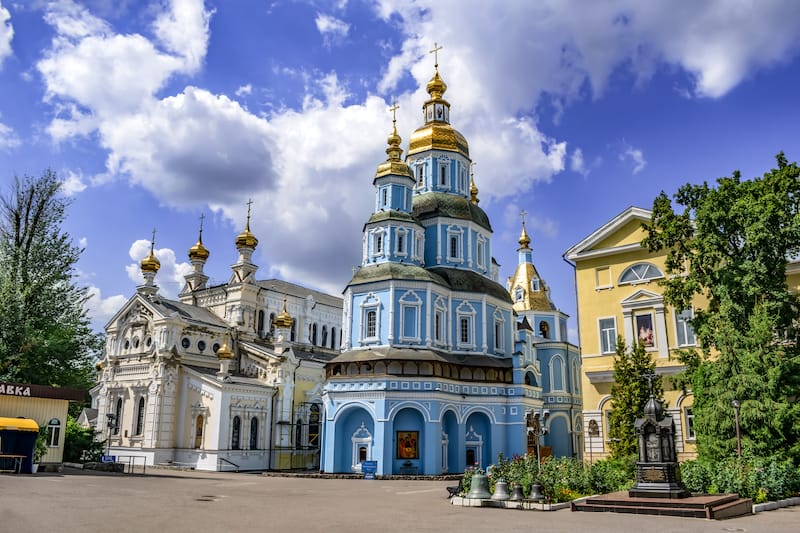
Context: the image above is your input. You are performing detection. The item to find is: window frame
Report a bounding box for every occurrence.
[684,407,696,441]
[598,317,617,354]
[675,308,697,347]
[46,418,61,447]
[619,262,664,285]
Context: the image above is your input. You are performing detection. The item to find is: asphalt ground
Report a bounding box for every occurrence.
[0,469,797,533]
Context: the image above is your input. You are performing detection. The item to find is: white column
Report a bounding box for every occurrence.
[655,306,668,358]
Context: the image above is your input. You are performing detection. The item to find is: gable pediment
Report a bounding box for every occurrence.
[564,206,652,261]
[620,289,663,308]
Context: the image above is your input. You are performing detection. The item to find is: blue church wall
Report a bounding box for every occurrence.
[546,414,572,458]
[442,409,460,473]
[330,405,375,473]
[349,291,390,347]
[391,407,426,474]
[464,411,493,469]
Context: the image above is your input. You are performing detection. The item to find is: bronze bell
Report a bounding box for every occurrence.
[509,483,525,501]
[491,480,510,500]
[466,472,491,499]
[529,482,545,502]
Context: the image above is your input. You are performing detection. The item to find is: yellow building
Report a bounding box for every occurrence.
[564,207,699,461]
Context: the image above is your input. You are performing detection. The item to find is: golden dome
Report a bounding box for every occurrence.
[274,298,294,329]
[518,223,531,250]
[235,202,259,249]
[140,247,160,273]
[189,238,210,261]
[426,69,447,100]
[95,361,103,371]
[376,108,413,180]
[470,177,479,204]
[408,123,469,158]
[216,338,233,360]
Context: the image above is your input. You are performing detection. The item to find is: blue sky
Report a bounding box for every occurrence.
[1,1,799,338]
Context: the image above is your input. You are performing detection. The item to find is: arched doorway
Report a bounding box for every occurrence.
[392,407,425,475]
[464,411,491,469]
[441,409,459,474]
[333,407,374,473]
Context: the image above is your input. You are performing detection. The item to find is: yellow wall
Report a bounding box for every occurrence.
[0,396,69,464]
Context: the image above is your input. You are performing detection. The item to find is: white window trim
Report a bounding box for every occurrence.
[476,234,486,270]
[438,162,449,189]
[513,286,524,302]
[684,407,696,441]
[370,228,385,259]
[618,262,664,286]
[531,277,540,291]
[674,308,697,347]
[399,291,422,343]
[360,294,381,345]
[634,311,657,351]
[595,266,613,290]
[598,316,617,354]
[434,297,448,346]
[549,354,565,392]
[351,422,373,472]
[395,227,409,257]
[415,161,426,189]
[456,301,476,350]
[493,308,505,353]
[446,226,464,263]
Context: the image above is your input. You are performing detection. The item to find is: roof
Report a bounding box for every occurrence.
[0,417,39,432]
[328,346,512,369]
[0,381,86,402]
[148,297,229,327]
[412,192,492,231]
[428,267,512,302]
[349,263,448,285]
[564,206,652,262]
[257,279,343,308]
[364,210,420,227]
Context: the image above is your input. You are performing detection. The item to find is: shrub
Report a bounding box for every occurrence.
[679,460,711,494]
[588,455,635,494]
[63,416,104,463]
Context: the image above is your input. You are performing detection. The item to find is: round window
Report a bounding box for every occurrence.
[145,337,152,347]
[133,337,140,348]
[198,340,206,352]
[212,343,220,354]
[124,340,130,350]
[181,337,191,349]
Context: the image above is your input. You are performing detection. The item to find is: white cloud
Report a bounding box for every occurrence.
[235,84,252,97]
[570,147,588,176]
[0,1,12,69]
[315,13,350,46]
[61,170,87,195]
[619,142,646,174]
[79,236,88,249]
[85,285,127,328]
[0,120,19,149]
[125,239,191,298]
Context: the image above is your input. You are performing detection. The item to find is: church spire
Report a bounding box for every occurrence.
[470,162,479,204]
[235,199,259,250]
[426,42,447,101]
[182,214,210,295]
[375,102,413,181]
[231,200,259,284]
[518,210,531,251]
[138,228,160,297]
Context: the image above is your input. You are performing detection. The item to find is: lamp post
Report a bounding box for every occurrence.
[106,413,117,459]
[532,409,550,467]
[731,399,742,459]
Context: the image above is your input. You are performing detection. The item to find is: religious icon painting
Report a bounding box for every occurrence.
[397,430,419,459]
[635,313,655,347]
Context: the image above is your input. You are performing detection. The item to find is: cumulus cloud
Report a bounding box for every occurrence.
[0,1,12,69]
[61,170,87,195]
[619,142,646,174]
[235,84,252,97]
[0,120,19,149]
[85,285,128,328]
[315,13,349,46]
[570,147,588,176]
[125,239,191,298]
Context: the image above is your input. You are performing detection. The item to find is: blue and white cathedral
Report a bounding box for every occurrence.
[320,56,582,476]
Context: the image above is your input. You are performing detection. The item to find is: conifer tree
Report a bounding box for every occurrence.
[643,153,800,462]
[0,170,100,389]
[608,337,661,459]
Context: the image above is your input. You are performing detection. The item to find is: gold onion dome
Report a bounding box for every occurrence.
[274,298,294,329]
[235,219,258,249]
[518,223,531,250]
[140,244,161,273]
[470,177,480,204]
[408,67,469,158]
[189,237,210,261]
[216,338,233,360]
[376,107,412,180]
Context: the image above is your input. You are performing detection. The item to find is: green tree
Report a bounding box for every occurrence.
[0,170,101,390]
[608,337,662,459]
[643,153,800,462]
[63,416,104,463]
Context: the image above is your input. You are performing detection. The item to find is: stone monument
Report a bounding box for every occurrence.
[628,376,689,499]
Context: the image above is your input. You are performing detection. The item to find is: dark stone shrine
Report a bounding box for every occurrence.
[628,388,689,499]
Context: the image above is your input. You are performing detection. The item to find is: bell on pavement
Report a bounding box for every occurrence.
[529,482,545,502]
[509,483,525,501]
[491,480,510,501]
[465,472,491,499]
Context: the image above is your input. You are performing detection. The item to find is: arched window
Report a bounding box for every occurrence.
[249,417,258,450]
[257,310,265,337]
[46,418,61,447]
[135,397,145,435]
[114,398,122,435]
[321,326,328,347]
[291,322,296,341]
[231,416,241,450]
[366,310,377,338]
[311,323,318,345]
[269,313,276,337]
[550,355,564,391]
[330,327,337,349]
[514,287,524,302]
[308,405,320,447]
[194,415,204,449]
[619,262,664,284]
[539,321,550,339]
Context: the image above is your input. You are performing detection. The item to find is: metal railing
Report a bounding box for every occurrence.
[115,455,147,475]
[217,457,240,472]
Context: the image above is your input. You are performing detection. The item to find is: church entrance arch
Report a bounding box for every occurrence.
[442,409,458,474]
[392,407,424,475]
[333,406,374,473]
[464,412,491,469]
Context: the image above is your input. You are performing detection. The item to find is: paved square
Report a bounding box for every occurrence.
[1,470,796,532]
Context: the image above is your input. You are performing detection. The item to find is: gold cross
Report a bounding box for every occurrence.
[429,42,443,67]
[199,213,205,237]
[470,161,476,176]
[389,102,399,125]
[150,228,157,246]
[520,209,527,226]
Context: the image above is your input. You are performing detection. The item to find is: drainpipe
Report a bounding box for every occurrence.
[267,388,279,471]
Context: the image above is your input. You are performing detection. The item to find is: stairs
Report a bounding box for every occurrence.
[571,491,752,520]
